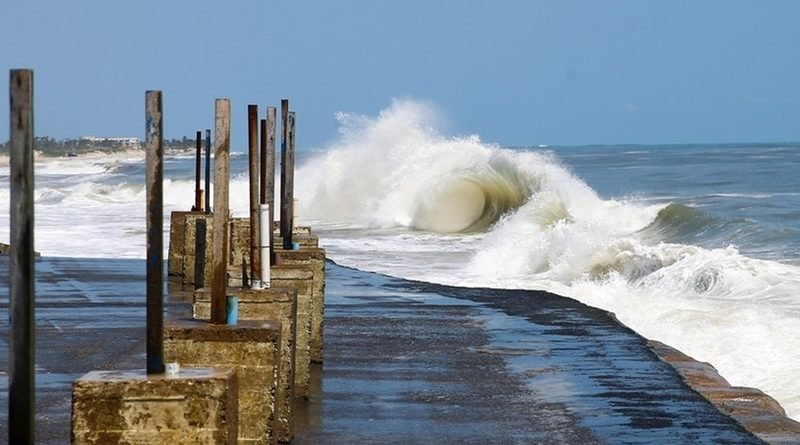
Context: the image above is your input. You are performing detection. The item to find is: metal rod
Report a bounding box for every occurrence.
[247,104,261,288]
[194,217,207,289]
[266,107,276,263]
[145,90,165,375]
[194,130,202,211]
[211,98,231,324]
[280,100,295,249]
[260,204,271,287]
[204,128,211,214]
[9,68,35,445]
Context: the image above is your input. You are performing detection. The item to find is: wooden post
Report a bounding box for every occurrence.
[280,100,295,250]
[145,90,165,376]
[265,107,276,262]
[204,128,211,214]
[247,104,261,287]
[260,119,267,205]
[9,68,35,445]
[194,130,202,211]
[211,99,231,324]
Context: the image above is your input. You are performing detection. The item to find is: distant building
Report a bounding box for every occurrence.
[81,136,141,148]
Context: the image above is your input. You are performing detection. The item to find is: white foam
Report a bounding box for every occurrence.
[296,99,800,420]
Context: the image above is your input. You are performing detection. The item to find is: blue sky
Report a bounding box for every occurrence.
[3,1,800,148]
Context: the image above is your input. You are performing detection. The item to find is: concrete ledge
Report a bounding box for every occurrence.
[165,319,282,445]
[273,234,319,249]
[194,287,298,442]
[650,340,800,444]
[272,222,312,235]
[71,367,238,445]
[274,248,326,363]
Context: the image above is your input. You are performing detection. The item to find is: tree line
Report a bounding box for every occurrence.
[0,136,195,156]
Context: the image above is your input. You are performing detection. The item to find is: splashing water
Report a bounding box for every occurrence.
[295,99,800,420]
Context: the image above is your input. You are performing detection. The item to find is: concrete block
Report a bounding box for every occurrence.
[269,265,314,399]
[168,211,194,277]
[167,210,214,286]
[275,248,326,363]
[164,319,281,445]
[182,213,215,287]
[194,287,297,442]
[71,367,238,445]
[273,234,319,249]
[229,218,318,264]
[229,218,251,270]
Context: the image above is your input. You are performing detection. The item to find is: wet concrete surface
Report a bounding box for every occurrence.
[0,256,777,443]
[293,262,765,444]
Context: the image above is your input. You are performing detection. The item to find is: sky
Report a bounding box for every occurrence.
[2,1,800,148]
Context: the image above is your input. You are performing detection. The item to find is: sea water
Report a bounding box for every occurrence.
[0,99,799,419]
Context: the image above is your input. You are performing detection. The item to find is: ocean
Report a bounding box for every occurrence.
[1,100,799,420]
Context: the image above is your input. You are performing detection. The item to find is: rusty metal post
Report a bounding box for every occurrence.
[194,218,207,289]
[9,68,35,445]
[280,100,295,250]
[194,130,202,211]
[265,107,276,262]
[247,104,261,287]
[260,119,267,205]
[204,128,211,214]
[211,99,231,324]
[145,90,165,376]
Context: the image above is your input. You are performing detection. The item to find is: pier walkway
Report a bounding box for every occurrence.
[0,256,770,443]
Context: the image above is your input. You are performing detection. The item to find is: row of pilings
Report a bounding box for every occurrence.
[7,69,325,444]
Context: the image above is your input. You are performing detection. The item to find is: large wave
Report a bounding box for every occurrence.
[296,99,800,420]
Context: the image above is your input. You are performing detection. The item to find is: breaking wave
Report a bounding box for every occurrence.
[296,99,800,420]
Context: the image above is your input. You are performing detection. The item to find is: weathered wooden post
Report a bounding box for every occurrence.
[248,104,261,288]
[9,68,35,445]
[280,100,295,250]
[204,128,211,214]
[265,106,277,262]
[194,130,202,211]
[260,119,267,205]
[211,99,231,324]
[145,90,165,376]
[289,112,297,229]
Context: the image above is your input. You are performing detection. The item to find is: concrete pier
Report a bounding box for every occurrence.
[193,287,298,442]
[274,249,326,364]
[2,257,798,443]
[164,319,282,445]
[71,368,238,444]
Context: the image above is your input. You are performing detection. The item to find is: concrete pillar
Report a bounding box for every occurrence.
[193,287,297,442]
[274,249,326,364]
[164,320,281,444]
[168,210,208,278]
[269,265,314,399]
[71,368,238,444]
